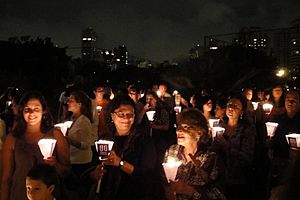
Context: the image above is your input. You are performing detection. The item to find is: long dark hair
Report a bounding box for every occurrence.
[12,91,54,137]
[70,90,93,123]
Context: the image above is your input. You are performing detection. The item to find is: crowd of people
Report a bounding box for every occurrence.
[0,82,300,200]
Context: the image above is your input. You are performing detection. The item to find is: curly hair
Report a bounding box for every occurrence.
[176,108,209,141]
[12,91,54,137]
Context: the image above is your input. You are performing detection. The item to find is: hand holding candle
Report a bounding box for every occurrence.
[94,139,114,193]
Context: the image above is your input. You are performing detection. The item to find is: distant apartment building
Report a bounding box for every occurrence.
[235,27,270,53]
[289,18,300,69]
[81,27,98,62]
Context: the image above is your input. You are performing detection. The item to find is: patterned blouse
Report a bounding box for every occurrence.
[164,144,227,200]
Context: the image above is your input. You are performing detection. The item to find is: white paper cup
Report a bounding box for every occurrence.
[146,111,156,121]
[174,106,182,113]
[211,127,225,139]
[252,102,259,111]
[38,139,57,159]
[263,103,273,115]
[162,161,182,182]
[54,121,73,136]
[265,122,278,137]
[95,140,114,160]
[208,119,220,128]
[285,133,300,148]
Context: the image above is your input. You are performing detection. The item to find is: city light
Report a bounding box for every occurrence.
[276,69,286,77]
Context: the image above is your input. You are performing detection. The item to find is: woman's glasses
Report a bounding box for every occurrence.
[113,112,135,119]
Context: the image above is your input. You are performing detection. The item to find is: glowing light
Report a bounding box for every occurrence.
[276,69,285,77]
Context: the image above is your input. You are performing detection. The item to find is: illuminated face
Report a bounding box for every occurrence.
[94,87,105,99]
[158,85,167,95]
[67,95,81,114]
[272,87,283,99]
[23,98,44,127]
[176,123,200,147]
[12,99,19,115]
[203,100,213,112]
[226,98,243,121]
[146,94,157,109]
[244,90,253,101]
[111,104,135,135]
[128,90,139,103]
[285,92,300,116]
[215,105,226,119]
[26,178,54,200]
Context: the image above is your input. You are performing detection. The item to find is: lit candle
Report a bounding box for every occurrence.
[211,127,225,139]
[146,111,156,121]
[252,102,259,111]
[38,139,57,159]
[95,139,114,160]
[162,158,182,182]
[263,103,273,115]
[94,139,114,193]
[208,119,220,128]
[265,122,278,137]
[54,121,73,136]
[285,133,300,148]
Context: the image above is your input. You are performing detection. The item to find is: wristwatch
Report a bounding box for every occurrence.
[192,191,201,200]
[119,160,125,168]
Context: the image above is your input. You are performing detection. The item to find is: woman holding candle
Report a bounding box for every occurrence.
[164,108,226,200]
[268,85,285,121]
[89,94,158,200]
[65,90,94,199]
[1,91,70,200]
[141,90,176,165]
[213,94,255,200]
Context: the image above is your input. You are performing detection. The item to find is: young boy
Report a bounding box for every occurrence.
[26,163,59,200]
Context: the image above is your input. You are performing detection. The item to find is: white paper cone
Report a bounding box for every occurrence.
[162,161,182,182]
[263,103,273,115]
[38,139,57,159]
[265,122,278,137]
[146,111,156,121]
[208,119,219,128]
[95,140,114,152]
[285,133,300,148]
[252,102,259,111]
[54,121,73,136]
[212,127,225,139]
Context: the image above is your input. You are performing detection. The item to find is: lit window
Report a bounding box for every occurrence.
[296,51,299,54]
[116,58,121,62]
[83,38,87,41]
[293,41,297,45]
[87,38,92,41]
[253,38,257,41]
[209,46,218,50]
[105,51,109,55]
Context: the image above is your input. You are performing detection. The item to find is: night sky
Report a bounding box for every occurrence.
[1,0,299,62]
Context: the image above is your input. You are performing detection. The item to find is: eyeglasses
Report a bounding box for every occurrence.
[113,111,135,119]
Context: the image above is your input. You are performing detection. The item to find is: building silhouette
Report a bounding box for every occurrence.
[81,27,98,62]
